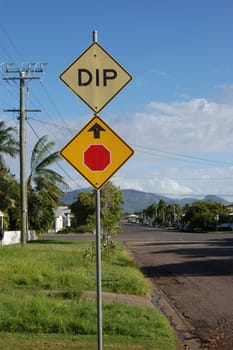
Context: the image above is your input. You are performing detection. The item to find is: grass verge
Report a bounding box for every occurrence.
[0,239,179,349]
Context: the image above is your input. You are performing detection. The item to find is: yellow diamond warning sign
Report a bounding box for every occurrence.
[59,42,132,113]
[60,116,134,189]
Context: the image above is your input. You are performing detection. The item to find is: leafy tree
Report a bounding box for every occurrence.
[165,203,183,225]
[142,203,158,226]
[70,191,95,228]
[143,203,157,218]
[71,182,124,236]
[27,135,69,232]
[0,172,20,230]
[27,190,54,232]
[100,182,124,238]
[157,199,167,226]
[183,200,228,231]
[143,201,183,227]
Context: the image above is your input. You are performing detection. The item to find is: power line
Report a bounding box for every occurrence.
[132,143,233,167]
[0,22,25,61]
[24,117,233,169]
[28,116,77,134]
[40,81,71,129]
[0,21,69,141]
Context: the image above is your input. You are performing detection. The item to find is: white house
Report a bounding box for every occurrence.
[54,206,71,233]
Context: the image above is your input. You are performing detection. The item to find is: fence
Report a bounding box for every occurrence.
[1,230,37,246]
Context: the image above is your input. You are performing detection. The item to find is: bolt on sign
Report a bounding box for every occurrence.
[60,116,134,189]
[59,42,132,113]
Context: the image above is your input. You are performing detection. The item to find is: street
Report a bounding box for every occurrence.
[119,222,233,349]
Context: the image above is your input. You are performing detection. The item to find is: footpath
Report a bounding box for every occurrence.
[84,289,201,350]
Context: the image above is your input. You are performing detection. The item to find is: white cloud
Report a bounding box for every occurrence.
[107,98,233,200]
[112,98,233,154]
[214,83,233,105]
[155,177,192,196]
[4,98,233,201]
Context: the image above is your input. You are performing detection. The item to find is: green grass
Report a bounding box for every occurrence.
[0,333,176,350]
[0,239,179,349]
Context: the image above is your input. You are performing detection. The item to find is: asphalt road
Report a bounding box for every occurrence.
[119,222,233,350]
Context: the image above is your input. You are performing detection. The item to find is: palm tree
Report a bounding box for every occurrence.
[27,135,69,232]
[27,135,69,206]
[0,121,19,173]
[0,121,19,229]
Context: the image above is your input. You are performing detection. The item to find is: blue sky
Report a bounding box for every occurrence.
[1,0,233,201]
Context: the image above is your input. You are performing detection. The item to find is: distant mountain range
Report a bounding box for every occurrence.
[60,188,230,214]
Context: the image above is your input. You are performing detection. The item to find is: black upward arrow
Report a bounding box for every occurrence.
[88,123,105,139]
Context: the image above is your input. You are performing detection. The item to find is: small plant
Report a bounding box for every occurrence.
[83,239,116,262]
[102,239,116,261]
[83,241,96,261]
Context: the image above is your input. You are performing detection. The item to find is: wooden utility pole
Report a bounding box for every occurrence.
[3,63,46,244]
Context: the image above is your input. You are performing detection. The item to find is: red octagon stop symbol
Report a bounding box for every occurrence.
[84,144,111,171]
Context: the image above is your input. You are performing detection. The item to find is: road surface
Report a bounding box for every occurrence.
[118,222,233,349]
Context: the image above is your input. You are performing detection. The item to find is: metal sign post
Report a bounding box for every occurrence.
[95,188,102,350]
[94,30,102,350]
[59,31,133,350]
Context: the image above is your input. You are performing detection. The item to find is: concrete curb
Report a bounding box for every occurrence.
[151,282,202,350]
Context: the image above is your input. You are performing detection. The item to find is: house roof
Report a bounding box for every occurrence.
[54,206,71,218]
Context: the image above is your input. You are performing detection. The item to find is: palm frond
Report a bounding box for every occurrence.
[0,121,19,158]
[28,135,69,209]
[35,168,69,191]
[36,152,61,171]
[30,135,55,171]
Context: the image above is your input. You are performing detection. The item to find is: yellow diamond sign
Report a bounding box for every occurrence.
[60,116,134,189]
[60,42,132,113]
